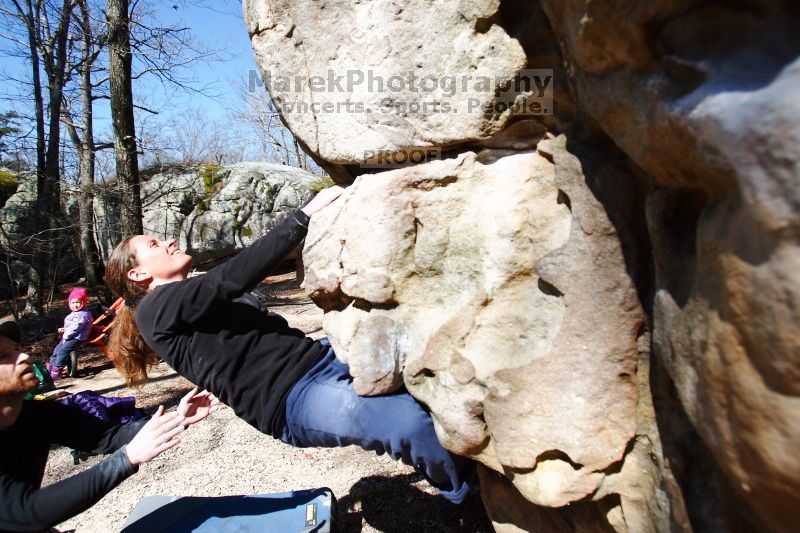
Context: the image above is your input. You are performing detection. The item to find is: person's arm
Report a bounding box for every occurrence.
[197,209,311,300]
[57,389,216,455]
[143,210,310,329]
[52,401,150,455]
[0,406,186,531]
[0,450,137,531]
[139,186,345,330]
[62,314,82,341]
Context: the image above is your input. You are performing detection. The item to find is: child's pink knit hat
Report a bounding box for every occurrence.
[68,287,88,306]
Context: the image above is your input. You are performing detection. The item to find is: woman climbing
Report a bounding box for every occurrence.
[104,185,471,503]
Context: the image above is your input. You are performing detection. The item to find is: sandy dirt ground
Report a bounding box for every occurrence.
[28,273,491,532]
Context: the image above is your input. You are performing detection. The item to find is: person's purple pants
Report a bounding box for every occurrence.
[281,340,473,504]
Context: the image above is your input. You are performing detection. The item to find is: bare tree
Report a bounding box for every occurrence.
[60,0,224,243]
[107,0,142,235]
[60,0,109,285]
[1,0,229,309]
[233,82,320,173]
[2,0,75,316]
[103,0,225,234]
[159,106,243,166]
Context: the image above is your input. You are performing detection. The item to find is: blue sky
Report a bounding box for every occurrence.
[139,1,258,121]
[0,0,260,135]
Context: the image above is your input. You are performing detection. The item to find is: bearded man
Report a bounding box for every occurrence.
[0,320,216,532]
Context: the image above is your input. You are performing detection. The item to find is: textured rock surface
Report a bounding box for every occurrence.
[478,465,617,533]
[248,0,800,530]
[304,141,652,514]
[0,173,36,248]
[96,162,325,263]
[537,1,800,530]
[0,175,80,293]
[244,0,529,171]
[0,174,39,293]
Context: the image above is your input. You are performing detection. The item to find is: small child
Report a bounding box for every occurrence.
[48,288,93,380]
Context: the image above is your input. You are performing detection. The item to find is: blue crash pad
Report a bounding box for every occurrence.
[121,487,335,533]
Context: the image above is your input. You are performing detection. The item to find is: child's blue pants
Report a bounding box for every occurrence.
[50,338,81,367]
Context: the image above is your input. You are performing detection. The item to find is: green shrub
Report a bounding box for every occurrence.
[196,165,226,213]
[309,175,334,193]
[200,165,225,194]
[0,170,19,207]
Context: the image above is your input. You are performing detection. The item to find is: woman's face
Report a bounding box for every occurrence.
[127,236,193,286]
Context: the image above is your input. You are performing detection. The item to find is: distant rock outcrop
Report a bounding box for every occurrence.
[0,173,38,295]
[0,163,324,296]
[95,162,327,264]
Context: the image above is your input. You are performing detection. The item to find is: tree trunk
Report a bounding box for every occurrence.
[36,0,74,312]
[17,0,47,316]
[14,0,74,317]
[23,264,41,318]
[78,159,105,287]
[107,0,143,236]
[77,139,104,285]
[75,0,104,285]
[25,1,46,186]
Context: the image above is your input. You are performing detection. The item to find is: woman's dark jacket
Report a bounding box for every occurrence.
[136,210,326,437]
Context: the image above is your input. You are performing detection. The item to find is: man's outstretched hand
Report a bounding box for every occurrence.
[177,386,219,427]
[125,389,218,466]
[125,406,184,466]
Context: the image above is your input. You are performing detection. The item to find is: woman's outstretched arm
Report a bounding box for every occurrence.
[139,186,344,330]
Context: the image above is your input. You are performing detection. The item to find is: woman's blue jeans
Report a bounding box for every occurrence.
[281,340,472,504]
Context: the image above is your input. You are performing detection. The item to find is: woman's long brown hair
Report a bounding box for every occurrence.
[104,236,159,387]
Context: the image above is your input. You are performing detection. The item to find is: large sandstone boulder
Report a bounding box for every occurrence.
[243,0,533,173]
[536,2,800,530]
[247,0,800,530]
[303,140,672,527]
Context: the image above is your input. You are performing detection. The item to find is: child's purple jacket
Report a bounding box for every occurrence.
[63,310,93,341]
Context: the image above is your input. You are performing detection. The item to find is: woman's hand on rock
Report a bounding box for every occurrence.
[125,405,184,466]
[301,184,346,218]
